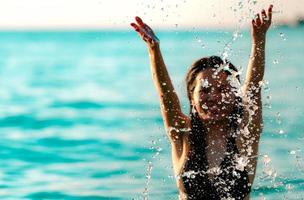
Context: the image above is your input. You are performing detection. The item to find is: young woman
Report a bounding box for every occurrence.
[131,5,273,200]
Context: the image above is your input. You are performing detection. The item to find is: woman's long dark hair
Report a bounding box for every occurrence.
[185,56,244,149]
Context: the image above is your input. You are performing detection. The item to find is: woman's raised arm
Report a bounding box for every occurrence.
[131,17,190,145]
[242,5,272,92]
[240,5,272,182]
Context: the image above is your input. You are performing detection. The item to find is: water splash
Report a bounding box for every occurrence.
[235,155,249,171]
[143,161,153,199]
[276,112,282,125]
[273,59,279,64]
[261,80,270,92]
[263,155,271,165]
[202,79,209,88]
[279,32,287,41]
[264,95,272,109]
[285,183,293,191]
[261,154,277,180]
[195,36,206,48]
[258,193,266,200]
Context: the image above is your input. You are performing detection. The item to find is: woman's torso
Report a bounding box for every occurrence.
[172,130,252,200]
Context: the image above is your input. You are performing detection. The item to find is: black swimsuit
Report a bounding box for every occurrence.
[181,129,251,200]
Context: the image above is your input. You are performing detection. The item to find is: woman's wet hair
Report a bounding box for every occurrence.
[185,56,240,100]
[185,56,243,143]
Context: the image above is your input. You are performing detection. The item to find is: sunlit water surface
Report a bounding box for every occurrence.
[0,26,303,199]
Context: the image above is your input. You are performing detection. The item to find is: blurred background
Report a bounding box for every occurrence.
[0,0,303,199]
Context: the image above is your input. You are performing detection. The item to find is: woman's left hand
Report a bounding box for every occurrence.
[251,5,273,42]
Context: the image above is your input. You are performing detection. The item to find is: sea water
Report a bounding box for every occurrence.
[0,26,303,199]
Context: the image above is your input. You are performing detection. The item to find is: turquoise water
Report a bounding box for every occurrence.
[0,26,303,199]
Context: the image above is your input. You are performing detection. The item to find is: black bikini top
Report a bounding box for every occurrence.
[181,128,252,200]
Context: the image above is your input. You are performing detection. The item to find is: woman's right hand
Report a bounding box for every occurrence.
[130,16,159,48]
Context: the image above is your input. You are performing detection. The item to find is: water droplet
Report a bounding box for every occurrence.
[202,104,208,110]
[263,168,276,178]
[263,155,271,165]
[276,112,282,124]
[264,95,271,109]
[196,37,206,48]
[286,184,292,191]
[156,146,162,152]
[273,59,279,64]
[233,31,239,41]
[259,193,266,200]
[279,32,286,41]
[289,150,296,155]
[264,86,270,92]
[201,79,209,88]
[143,161,153,199]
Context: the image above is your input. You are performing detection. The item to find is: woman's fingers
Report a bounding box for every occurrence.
[131,18,151,43]
[255,13,261,26]
[135,16,154,35]
[131,22,145,38]
[131,16,158,45]
[261,9,267,22]
[267,5,273,22]
[132,17,149,35]
[135,16,145,26]
[131,21,147,36]
[130,23,140,32]
[252,19,257,28]
[253,5,273,28]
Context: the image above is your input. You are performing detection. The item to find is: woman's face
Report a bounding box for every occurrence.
[191,68,237,122]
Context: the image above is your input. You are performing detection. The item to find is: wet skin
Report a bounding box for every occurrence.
[191,68,237,123]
